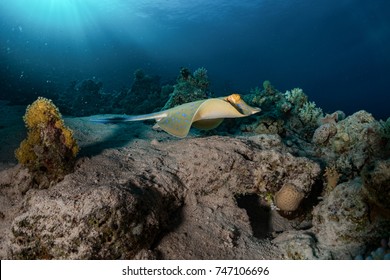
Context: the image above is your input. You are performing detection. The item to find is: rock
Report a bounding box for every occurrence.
[9,153,185,259]
[312,123,337,145]
[0,134,321,259]
[361,158,390,210]
[274,176,390,260]
[273,231,331,260]
[312,178,390,259]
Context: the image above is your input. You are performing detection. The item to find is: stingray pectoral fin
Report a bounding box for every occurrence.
[192,118,224,130]
[154,119,189,138]
[156,100,205,138]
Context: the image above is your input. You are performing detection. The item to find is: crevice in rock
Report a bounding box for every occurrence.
[149,204,185,253]
[236,194,272,239]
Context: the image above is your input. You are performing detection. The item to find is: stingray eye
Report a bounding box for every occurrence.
[227,93,241,104]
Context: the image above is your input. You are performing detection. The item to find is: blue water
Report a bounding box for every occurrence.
[1,0,389,119]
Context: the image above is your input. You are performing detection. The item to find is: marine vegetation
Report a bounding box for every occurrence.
[59,78,108,116]
[91,93,260,138]
[162,67,211,109]
[113,69,172,115]
[15,97,79,188]
[241,82,324,139]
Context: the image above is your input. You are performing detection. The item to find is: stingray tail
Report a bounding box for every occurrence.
[89,112,167,124]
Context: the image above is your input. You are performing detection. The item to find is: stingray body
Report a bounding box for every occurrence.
[90,94,260,138]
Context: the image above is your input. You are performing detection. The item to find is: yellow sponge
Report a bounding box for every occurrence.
[15,97,79,186]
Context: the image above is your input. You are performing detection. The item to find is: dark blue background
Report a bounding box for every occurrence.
[1,0,389,119]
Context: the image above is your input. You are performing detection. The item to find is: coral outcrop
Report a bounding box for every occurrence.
[57,71,173,117]
[274,173,390,259]
[312,123,337,145]
[241,83,324,140]
[15,97,79,188]
[162,67,211,109]
[58,79,109,116]
[361,159,390,211]
[311,110,388,176]
[274,183,305,212]
[113,69,172,115]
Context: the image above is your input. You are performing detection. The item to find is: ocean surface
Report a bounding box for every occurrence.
[0,0,389,119]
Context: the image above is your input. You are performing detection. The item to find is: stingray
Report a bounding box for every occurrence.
[90,93,261,138]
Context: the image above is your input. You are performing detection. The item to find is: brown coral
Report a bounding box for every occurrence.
[274,183,304,212]
[361,159,390,211]
[323,165,340,195]
[312,123,337,145]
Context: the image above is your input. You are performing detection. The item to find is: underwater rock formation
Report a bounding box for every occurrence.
[361,158,390,211]
[15,97,79,188]
[1,133,321,259]
[312,122,337,145]
[113,69,171,115]
[241,83,324,140]
[312,178,388,259]
[274,171,390,259]
[312,110,389,176]
[162,67,211,109]
[57,71,172,117]
[59,79,109,116]
[7,165,182,259]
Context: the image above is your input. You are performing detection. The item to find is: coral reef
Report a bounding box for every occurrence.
[312,179,375,258]
[237,83,390,260]
[298,101,323,128]
[361,159,390,211]
[284,87,308,108]
[244,81,284,116]
[241,82,324,140]
[275,176,390,259]
[379,117,390,138]
[9,173,178,259]
[57,70,173,117]
[58,79,109,116]
[15,97,79,188]
[55,67,212,118]
[378,117,390,151]
[312,123,337,145]
[162,67,211,109]
[312,110,389,176]
[113,69,172,115]
[241,116,284,135]
[1,74,389,260]
[322,165,340,195]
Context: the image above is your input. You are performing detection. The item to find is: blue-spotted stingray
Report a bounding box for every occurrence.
[90,94,261,138]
